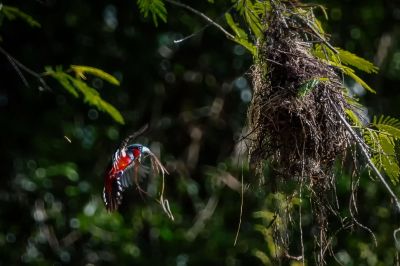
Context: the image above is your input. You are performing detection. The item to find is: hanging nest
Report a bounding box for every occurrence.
[246,1,351,262]
[247,6,349,186]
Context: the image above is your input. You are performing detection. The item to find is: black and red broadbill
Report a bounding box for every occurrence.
[102,125,171,217]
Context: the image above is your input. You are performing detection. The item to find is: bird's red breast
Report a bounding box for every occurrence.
[105,154,133,192]
[103,145,145,211]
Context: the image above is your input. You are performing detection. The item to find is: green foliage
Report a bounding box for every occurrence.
[225,12,256,55]
[0,4,41,27]
[2,1,400,265]
[45,66,125,124]
[233,0,264,39]
[364,115,400,184]
[137,0,167,27]
[342,64,377,93]
[297,78,328,97]
[312,45,377,94]
[70,65,120,86]
[223,1,379,97]
[373,115,400,138]
[345,109,362,127]
[336,48,379,74]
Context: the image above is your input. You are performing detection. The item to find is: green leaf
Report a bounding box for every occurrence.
[364,126,400,184]
[336,48,379,74]
[380,135,400,183]
[313,44,341,64]
[345,109,362,127]
[225,13,248,40]
[313,18,326,35]
[395,139,400,167]
[252,249,272,265]
[1,5,41,27]
[253,1,271,17]
[326,61,376,93]
[46,67,124,124]
[242,1,263,38]
[70,65,120,86]
[297,79,319,97]
[373,115,400,139]
[233,37,257,56]
[316,4,329,20]
[225,12,256,55]
[45,66,79,97]
[137,0,167,27]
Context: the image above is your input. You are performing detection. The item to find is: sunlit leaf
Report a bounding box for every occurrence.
[380,135,400,183]
[243,1,263,38]
[373,115,400,139]
[225,12,248,40]
[137,0,167,27]
[46,66,125,124]
[364,126,400,184]
[345,109,362,127]
[336,48,379,74]
[70,65,120,85]
[0,5,41,27]
[326,61,376,93]
[234,37,257,55]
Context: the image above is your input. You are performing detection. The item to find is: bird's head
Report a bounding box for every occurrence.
[126,144,151,161]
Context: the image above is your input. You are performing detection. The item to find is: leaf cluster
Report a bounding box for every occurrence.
[136,0,167,27]
[364,116,400,183]
[0,4,41,28]
[45,66,124,124]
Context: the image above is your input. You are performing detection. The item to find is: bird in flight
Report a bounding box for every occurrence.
[102,125,173,220]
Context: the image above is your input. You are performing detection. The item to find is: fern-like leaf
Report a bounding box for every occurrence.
[70,65,120,85]
[253,1,271,17]
[364,118,400,184]
[326,60,376,94]
[379,135,400,183]
[336,48,379,74]
[225,12,257,55]
[372,115,400,139]
[1,5,41,27]
[225,13,247,40]
[46,67,124,124]
[137,0,167,27]
[345,109,362,127]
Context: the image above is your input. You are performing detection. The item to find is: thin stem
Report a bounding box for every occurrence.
[165,0,235,40]
[233,160,244,246]
[0,46,50,90]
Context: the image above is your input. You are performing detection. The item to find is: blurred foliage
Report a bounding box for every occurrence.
[0,0,400,265]
[0,4,41,28]
[45,66,124,124]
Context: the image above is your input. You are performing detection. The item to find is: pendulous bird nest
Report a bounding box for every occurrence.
[247,8,349,188]
[245,2,352,262]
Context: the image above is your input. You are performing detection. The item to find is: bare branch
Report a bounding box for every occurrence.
[0,46,50,90]
[165,0,235,40]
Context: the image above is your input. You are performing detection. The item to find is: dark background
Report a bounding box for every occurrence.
[1,0,400,265]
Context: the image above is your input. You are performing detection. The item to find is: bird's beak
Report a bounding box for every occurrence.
[140,146,151,162]
[141,146,151,155]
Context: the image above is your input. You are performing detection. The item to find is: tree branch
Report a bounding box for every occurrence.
[164,0,235,40]
[0,46,50,90]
